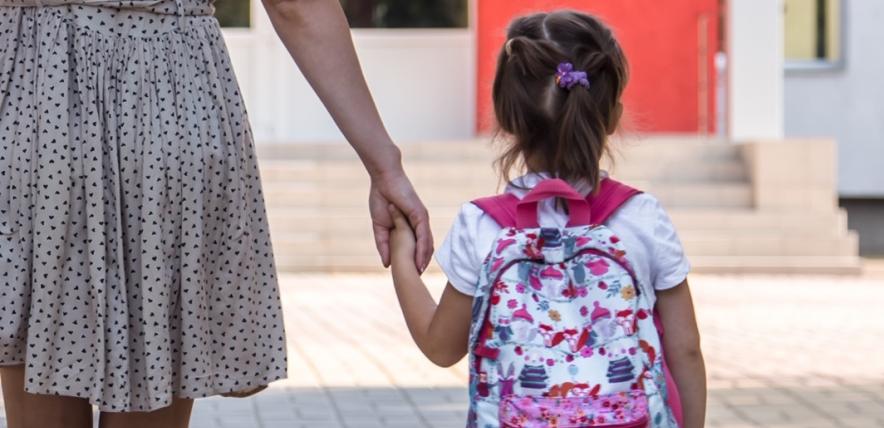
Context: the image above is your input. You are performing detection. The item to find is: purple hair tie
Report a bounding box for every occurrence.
[555,62,590,90]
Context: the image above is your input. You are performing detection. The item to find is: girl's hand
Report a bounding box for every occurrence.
[370,168,432,271]
[387,203,417,266]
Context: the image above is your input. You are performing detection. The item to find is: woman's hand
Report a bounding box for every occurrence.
[370,169,432,271]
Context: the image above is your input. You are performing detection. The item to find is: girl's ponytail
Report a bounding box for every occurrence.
[492,24,565,185]
[494,36,559,146]
[554,47,624,189]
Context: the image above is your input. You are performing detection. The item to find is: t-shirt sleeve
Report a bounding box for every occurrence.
[434,203,488,296]
[649,199,691,291]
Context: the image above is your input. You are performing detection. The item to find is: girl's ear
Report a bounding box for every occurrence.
[607,102,623,135]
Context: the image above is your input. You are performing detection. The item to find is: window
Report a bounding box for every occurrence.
[215,0,250,28]
[784,0,843,69]
[340,0,469,28]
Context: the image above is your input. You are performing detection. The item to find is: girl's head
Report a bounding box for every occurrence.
[492,10,628,189]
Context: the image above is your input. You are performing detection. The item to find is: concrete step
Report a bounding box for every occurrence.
[259,158,746,184]
[260,182,754,209]
[256,139,749,185]
[269,232,858,258]
[254,139,859,274]
[266,208,849,237]
[612,141,742,163]
[611,160,747,183]
[256,141,496,161]
[259,160,497,183]
[680,232,859,257]
[255,138,743,162]
[668,209,849,235]
[642,183,752,208]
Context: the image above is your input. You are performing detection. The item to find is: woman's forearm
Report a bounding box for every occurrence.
[261,0,401,176]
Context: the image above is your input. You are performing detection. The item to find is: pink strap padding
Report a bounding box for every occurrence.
[471,178,641,228]
[586,178,642,225]
[516,179,592,228]
[471,194,519,228]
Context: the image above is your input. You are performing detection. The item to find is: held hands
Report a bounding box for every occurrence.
[386,203,417,267]
[369,168,432,272]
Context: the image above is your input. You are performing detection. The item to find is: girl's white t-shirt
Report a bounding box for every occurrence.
[435,172,690,305]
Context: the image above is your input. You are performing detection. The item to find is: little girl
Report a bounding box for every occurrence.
[388,10,706,428]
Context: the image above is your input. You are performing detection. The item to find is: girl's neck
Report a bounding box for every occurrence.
[523,155,549,176]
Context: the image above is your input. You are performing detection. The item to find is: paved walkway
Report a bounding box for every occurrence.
[190,272,884,428]
[2,272,884,427]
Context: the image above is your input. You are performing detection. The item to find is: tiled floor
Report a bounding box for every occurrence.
[2,272,884,427]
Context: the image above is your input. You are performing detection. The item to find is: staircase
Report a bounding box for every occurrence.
[256,137,861,274]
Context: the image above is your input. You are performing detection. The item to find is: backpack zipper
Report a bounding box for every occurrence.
[474,246,641,357]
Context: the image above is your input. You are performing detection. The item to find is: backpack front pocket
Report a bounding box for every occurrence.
[499,391,649,428]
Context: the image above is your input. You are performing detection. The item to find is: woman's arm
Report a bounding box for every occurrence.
[388,205,472,367]
[656,280,707,428]
[261,0,432,270]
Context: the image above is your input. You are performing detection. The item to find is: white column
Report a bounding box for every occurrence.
[727,0,785,141]
[221,0,279,142]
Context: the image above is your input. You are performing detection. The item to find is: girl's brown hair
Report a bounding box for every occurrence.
[492,10,628,190]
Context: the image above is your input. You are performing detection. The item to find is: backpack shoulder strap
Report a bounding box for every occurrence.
[471,193,520,228]
[587,178,642,225]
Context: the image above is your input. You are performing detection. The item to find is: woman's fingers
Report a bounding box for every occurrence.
[369,184,392,267]
[373,222,391,268]
[390,183,433,272]
[372,171,434,272]
[387,204,409,227]
[407,206,434,272]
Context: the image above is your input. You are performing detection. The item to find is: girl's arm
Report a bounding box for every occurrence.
[387,205,473,367]
[261,0,433,271]
[656,280,707,428]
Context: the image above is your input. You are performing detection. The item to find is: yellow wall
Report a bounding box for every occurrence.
[784,0,841,61]
[826,0,840,61]
[784,0,817,60]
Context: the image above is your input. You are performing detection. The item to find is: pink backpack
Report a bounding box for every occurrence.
[466,178,682,428]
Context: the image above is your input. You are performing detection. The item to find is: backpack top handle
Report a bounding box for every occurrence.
[472,178,642,228]
[515,179,592,229]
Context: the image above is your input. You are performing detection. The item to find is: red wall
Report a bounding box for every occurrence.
[476,0,719,134]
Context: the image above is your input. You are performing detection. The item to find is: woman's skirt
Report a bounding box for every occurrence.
[0,2,288,411]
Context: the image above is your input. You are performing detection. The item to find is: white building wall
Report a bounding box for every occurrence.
[784,1,884,197]
[221,3,476,144]
[727,0,784,141]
